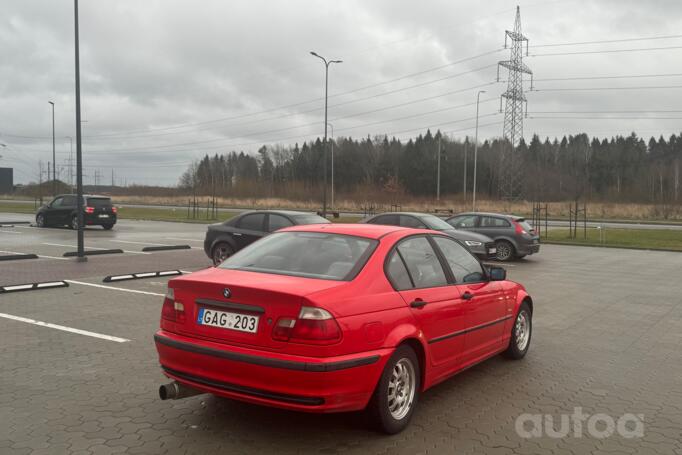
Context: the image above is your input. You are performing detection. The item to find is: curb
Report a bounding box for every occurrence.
[103,270,183,283]
[0,254,39,261]
[0,281,69,294]
[141,245,191,252]
[63,249,124,257]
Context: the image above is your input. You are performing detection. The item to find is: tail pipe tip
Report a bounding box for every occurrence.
[159,381,203,400]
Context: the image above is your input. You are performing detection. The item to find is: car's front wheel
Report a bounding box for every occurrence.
[368,345,420,434]
[211,242,233,266]
[36,213,45,228]
[495,240,515,261]
[503,302,532,360]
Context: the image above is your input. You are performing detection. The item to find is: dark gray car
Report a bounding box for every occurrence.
[361,212,496,260]
[445,212,540,261]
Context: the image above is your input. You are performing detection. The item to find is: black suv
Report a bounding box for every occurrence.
[36,194,117,230]
[204,210,330,265]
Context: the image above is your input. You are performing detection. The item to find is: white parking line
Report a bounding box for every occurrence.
[0,230,22,234]
[0,250,69,261]
[112,240,170,246]
[65,279,165,297]
[0,312,129,343]
[166,237,203,242]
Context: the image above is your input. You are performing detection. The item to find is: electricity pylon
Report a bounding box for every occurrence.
[497,5,533,200]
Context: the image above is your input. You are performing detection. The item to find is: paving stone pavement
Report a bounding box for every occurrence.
[1,243,682,454]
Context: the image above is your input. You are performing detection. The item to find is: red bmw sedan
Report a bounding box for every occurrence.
[154,223,533,433]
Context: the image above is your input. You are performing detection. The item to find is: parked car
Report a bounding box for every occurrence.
[155,223,533,434]
[445,212,540,261]
[361,212,496,260]
[203,210,331,265]
[35,194,117,230]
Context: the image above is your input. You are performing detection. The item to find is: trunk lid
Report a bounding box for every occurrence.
[169,267,346,351]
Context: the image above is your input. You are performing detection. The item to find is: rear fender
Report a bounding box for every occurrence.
[382,323,430,391]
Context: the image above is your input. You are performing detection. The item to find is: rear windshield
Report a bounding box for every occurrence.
[86,197,112,207]
[421,215,454,231]
[220,232,376,281]
[291,215,331,225]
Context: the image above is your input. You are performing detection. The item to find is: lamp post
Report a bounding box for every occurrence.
[310,51,342,218]
[48,101,55,195]
[327,122,334,209]
[472,90,486,212]
[65,136,73,191]
[73,0,86,261]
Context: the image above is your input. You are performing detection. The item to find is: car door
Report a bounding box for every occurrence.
[44,196,64,225]
[477,216,511,239]
[59,195,77,225]
[233,213,266,249]
[448,214,478,231]
[431,236,508,364]
[266,213,294,232]
[388,235,466,369]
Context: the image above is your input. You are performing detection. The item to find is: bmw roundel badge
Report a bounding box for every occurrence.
[222,288,231,299]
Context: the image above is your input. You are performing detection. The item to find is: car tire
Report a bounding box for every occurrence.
[71,215,79,230]
[211,242,233,266]
[36,214,46,228]
[367,345,420,434]
[495,240,515,262]
[102,224,114,230]
[503,302,532,360]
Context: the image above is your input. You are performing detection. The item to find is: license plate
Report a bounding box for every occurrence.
[197,308,259,333]
[98,214,109,218]
[488,248,497,254]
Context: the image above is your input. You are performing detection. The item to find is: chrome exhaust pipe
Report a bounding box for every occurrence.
[159,381,204,400]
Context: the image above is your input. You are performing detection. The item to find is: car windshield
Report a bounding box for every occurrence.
[219,232,376,281]
[291,214,331,224]
[420,215,454,231]
[86,197,112,207]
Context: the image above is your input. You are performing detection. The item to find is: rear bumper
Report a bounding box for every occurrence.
[517,242,540,255]
[84,214,116,225]
[154,330,391,412]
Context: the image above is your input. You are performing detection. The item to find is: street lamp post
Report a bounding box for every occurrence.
[327,122,334,209]
[65,136,73,191]
[472,90,486,212]
[48,101,55,195]
[73,0,86,261]
[310,51,342,218]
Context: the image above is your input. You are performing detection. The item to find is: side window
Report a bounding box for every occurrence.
[386,251,413,290]
[50,197,64,208]
[268,214,293,232]
[480,216,510,228]
[61,196,76,206]
[237,214,265,231]
[396,237,448,288]
[400,216,426,228]
[451,215,477,228]
[370,214,399,226]
[433,236,485,283]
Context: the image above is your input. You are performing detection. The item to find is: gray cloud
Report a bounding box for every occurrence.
[2,0,682,184]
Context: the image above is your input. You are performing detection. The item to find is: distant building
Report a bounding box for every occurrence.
[0,167,14,194]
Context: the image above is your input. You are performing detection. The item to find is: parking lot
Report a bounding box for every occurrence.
[1,216,682,454]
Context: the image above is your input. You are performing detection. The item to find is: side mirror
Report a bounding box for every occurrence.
[489,266,506,281]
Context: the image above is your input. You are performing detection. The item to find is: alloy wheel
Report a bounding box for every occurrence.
[387,358,416,420]
[515,311,530,351]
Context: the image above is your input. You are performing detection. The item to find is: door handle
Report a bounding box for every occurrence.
[462,291,474,301]
[410,300,427,308]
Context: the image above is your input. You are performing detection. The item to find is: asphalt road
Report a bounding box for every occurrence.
[1,217,681,454]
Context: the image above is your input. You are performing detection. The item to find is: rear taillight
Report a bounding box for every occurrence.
[161,288,185,323]
[84,206,94,214]
[513,221,527,235]
[112,207,117,214]
[272,306,341,345]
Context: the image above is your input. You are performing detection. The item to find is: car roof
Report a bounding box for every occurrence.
[55,194,110,198]
[367,211,438,218]
[238,209,323,217]
[280,223,413,239]
[452,211,522,220]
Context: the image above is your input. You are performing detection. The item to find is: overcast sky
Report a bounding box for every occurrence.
[2,0,682,185]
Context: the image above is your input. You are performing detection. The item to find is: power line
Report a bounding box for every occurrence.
[530,44,682,57]
[531,33,682,48]
[533,84,682,92]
